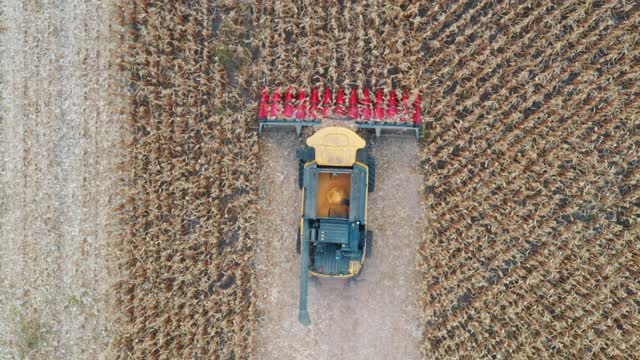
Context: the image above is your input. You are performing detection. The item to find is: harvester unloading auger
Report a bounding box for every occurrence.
[257,86,423,326]
[258,86,422,139]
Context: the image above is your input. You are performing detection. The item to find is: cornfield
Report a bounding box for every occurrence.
[113,1,257,358]
[414,1,639,357]
[114,0,639,358]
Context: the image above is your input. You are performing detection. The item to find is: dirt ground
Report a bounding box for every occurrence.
[0,1,123,358]
[255,130,424,359]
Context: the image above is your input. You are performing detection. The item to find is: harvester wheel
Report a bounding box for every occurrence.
[356,148,368,164]
[296,147,315,162]
[367,158,376,193]
[365,230,373,258]
[296,227,301,255]
[356,149,375,192]
[297,147,314,189]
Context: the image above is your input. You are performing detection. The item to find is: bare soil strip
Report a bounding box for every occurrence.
[255,131,424,359]
[0,1,123,358]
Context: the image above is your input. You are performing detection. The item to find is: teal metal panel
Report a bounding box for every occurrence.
[303,163,318,219]
[258,119,420,139]
[317,219,350,245]
[348,222,361,253]
[313,243,351,275]
[349,163,367,223]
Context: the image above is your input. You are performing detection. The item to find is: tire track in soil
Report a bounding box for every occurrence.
[255,131,424,360]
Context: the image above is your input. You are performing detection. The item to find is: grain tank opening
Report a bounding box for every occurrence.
[316,172,351,218]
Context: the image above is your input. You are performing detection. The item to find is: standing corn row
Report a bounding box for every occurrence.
[115,1,257,358]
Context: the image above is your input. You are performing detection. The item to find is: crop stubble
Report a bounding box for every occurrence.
[1,0,123,358]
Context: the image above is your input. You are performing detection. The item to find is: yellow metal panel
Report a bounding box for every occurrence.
[309,269,357,279]
[349,260,362,274]
[306,127,365,167]
[308,261,363,278]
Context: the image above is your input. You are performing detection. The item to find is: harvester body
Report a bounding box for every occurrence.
[297,127,374,326]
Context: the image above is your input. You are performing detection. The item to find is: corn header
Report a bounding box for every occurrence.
[257,86,422,140]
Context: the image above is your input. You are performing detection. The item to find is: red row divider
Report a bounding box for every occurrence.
[259,87,422,126]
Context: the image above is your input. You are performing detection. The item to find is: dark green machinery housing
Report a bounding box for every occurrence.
[296,127,375,326]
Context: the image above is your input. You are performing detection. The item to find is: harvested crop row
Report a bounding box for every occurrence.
[1,1,123,358]
[113,1,257,358]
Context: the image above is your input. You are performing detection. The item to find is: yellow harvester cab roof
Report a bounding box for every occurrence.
[306,127,365,167]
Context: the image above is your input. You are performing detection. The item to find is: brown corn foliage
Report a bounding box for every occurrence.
[415,1,639,357]
[252,0,639,358]
[114,1,257,358]
[115,0,638,358]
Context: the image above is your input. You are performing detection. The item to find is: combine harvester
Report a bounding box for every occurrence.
[257,86,423,326]
[257,86,422,139]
